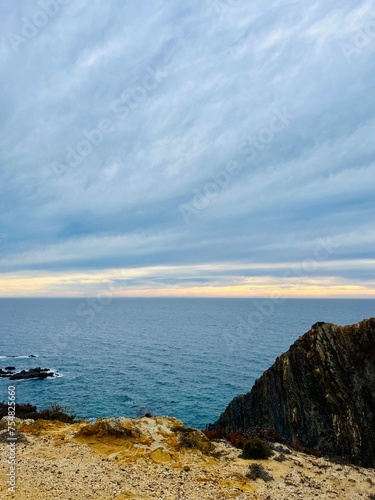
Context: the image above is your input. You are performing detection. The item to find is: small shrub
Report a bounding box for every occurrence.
[178,432,200,450]
[225,431,246,449]
[36,403,76,423]
[245,427,283,443]
[307,449,322,457]
[246,463,273,482]
[292,440,305,452]
[203,429,225,440]
[260,428,283,443]
[242,437,272,459]
[292,440,322,457]
[0,402,75,423]
[203,429,246,449]
[173,426,213,453]
[0,402,36,418]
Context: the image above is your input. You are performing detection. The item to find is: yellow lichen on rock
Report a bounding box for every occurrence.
[219,477,254,493]
[2,415,375,499]
[73,416,214,466]
[150,447,173,463]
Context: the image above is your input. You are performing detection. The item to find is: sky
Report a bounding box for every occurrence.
[0,0,375,298]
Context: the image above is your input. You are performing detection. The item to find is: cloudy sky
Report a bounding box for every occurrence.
[0,0,374,297]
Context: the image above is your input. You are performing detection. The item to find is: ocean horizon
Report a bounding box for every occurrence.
[1,298,374,429]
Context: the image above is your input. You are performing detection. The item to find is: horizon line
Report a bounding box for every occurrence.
[0,295,374,299]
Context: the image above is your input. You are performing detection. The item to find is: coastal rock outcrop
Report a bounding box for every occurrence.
[209,318,375,467]
[8,367,54,380]
[76,417,213,461]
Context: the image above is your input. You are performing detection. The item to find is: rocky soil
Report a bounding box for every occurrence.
[0,416,374,500]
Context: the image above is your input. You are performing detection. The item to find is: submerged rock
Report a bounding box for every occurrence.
[209,318,375,467]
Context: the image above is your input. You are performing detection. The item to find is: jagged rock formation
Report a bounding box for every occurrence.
[209,318,375,467]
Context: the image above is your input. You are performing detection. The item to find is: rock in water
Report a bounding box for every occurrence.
[8,367,54,380]
[209,318,375,466]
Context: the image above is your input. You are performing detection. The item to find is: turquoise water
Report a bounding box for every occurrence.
[0,298,373,428]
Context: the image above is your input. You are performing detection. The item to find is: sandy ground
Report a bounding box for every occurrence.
[0,416,374,500]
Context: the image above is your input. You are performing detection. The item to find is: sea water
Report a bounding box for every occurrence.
[0,298,373,428]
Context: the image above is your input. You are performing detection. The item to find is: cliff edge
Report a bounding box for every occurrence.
[209,318,375,467]
[1,416,375,499]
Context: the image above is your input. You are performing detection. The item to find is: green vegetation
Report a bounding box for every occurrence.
[242,437,272,459]
[246,463,273,482]
[0,402,76,423]
[172,425,213,454]
[203,427,283,451]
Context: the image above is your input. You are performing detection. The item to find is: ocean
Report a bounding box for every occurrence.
[0,298,373,428]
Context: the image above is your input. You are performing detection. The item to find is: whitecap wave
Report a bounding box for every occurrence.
[0,355,39,359]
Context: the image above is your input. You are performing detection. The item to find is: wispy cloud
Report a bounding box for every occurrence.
[0,0,374,296]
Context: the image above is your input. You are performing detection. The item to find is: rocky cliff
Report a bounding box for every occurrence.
[210,318,375,467]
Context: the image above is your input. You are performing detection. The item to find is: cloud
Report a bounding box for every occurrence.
[0,0,374,296]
